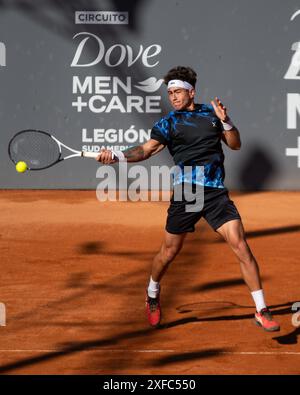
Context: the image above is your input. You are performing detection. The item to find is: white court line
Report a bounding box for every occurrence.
[222,352,300,356]
[0,349,175,353]
[0,350,300,355]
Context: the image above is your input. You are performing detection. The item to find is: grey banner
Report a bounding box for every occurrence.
[0,0,299,190]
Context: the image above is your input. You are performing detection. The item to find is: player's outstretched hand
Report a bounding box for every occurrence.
[96,148,117,164]
[211,97,229,122]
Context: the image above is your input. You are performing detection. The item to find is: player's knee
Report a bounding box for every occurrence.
[229,236,246,253]
[163,245,181,262]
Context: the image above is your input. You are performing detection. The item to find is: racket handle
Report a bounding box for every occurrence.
[82,151,98,158]
[81,151,116,160]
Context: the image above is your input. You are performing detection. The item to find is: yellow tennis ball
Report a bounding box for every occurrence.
[16,161,28,173]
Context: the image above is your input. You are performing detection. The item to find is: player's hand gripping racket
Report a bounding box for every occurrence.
[8,129,115,170]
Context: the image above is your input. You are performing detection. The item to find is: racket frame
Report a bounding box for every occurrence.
[8,129,102,170]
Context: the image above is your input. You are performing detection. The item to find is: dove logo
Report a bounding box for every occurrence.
[71,33,161,68]
[71,35,163,114]
[134,78,164,93]
[0,42,6,67]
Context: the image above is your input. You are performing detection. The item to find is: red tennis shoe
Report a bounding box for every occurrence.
[254,308,280,332]
[146,290,161,328]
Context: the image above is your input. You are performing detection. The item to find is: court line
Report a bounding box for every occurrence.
[0,350,300,355]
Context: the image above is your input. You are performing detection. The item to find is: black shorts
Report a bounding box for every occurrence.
[166,185,241,234]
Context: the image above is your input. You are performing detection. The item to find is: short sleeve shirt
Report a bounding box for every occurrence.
[151,104,226,188]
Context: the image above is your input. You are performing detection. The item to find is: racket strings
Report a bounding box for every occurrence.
[9,131,61,169]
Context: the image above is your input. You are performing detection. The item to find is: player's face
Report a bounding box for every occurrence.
[167,87,195,111]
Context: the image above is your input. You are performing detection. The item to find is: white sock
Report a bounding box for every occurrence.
[251,289,267,312]
[147,277,160,298]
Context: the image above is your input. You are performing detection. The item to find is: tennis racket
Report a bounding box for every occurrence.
[8,129,115,170]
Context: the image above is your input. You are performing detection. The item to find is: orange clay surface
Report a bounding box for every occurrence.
[0,190,299,374]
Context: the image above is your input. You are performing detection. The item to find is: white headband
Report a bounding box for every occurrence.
[167,79,194,91]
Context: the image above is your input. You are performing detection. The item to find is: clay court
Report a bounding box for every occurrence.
[0,190,299,374]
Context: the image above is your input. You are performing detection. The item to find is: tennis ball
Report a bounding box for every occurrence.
[16,161,28,173]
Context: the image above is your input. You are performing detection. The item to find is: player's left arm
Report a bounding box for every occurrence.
[221,127,241,150]
[211,97,241,150]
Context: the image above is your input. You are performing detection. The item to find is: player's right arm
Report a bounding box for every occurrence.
[96,139,165,164]
[123,139,166,162]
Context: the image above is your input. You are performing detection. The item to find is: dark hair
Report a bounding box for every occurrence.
[163,66,197,87]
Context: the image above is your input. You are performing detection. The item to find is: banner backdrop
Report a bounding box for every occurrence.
[0,0,299,190]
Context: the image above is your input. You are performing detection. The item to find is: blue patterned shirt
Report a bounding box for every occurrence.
[151,103,225,188]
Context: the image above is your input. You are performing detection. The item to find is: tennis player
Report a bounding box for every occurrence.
[97,66,280,332]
